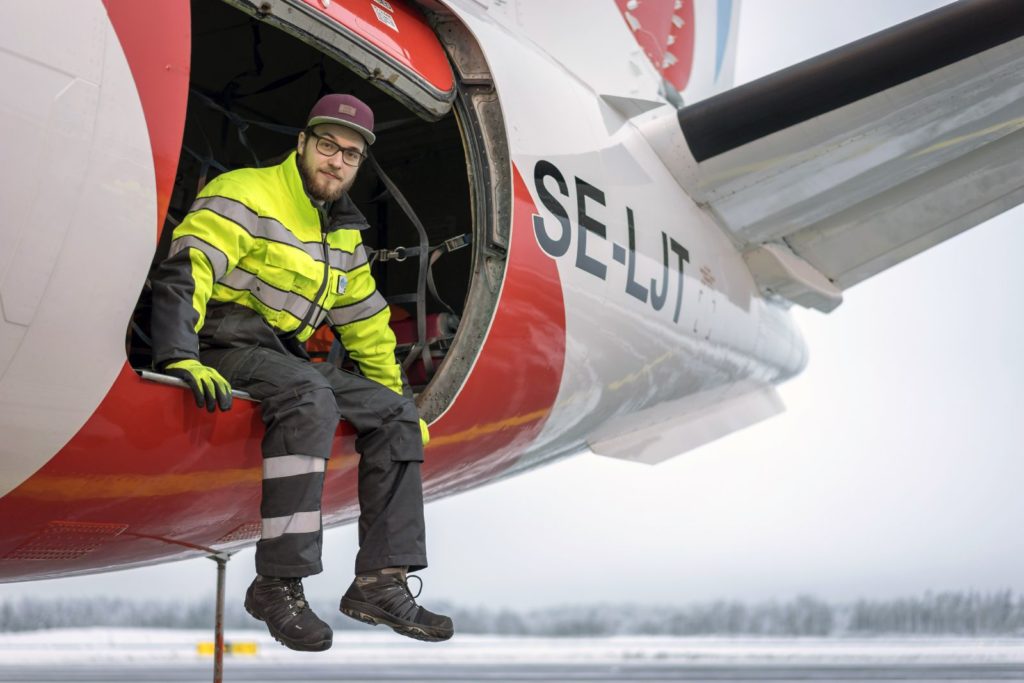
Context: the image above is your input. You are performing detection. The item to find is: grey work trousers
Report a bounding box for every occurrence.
[201,345,427,578]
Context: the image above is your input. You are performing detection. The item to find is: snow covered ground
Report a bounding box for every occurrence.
[0,629,1022,667]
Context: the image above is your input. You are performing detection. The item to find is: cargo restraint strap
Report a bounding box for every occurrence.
[366,153,470,378]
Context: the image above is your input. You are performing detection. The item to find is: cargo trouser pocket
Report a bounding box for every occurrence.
[390,400,425,462]
[391,447,424,462]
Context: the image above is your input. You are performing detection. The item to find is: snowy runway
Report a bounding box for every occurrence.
[0,630,1022,681]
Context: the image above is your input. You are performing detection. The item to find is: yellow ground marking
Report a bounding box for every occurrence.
[197,641,258,656]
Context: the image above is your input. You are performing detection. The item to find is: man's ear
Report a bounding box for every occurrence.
[296,131,306,155]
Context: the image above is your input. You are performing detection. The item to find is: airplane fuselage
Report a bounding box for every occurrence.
[0,0,807,581]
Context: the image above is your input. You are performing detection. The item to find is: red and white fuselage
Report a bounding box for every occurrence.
[4,0,1019,582]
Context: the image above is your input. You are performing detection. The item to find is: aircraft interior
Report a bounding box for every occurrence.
[129,0,509,414]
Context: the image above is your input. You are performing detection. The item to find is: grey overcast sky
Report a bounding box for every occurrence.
[3,0,1022,610]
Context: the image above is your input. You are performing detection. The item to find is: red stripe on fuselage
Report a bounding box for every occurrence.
[102,0,190,235]
[364,164,568,501]
[0,165,566,580]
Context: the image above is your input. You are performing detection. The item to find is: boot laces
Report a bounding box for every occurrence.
[406,574,423,600]
[281,577,308,614]
[372,573,425,620]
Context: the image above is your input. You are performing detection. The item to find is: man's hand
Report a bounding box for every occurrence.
[419,418,430,447]
[164,359,233,412]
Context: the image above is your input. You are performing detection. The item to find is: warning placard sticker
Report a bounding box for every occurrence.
[372,5,398,32]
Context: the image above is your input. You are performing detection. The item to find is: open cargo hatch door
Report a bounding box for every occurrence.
[225,0,456,119]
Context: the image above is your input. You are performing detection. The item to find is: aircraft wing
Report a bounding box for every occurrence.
[641,0,1024,312]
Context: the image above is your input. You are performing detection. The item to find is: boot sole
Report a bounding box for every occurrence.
[340,597,454,642]
[244,600,333,652]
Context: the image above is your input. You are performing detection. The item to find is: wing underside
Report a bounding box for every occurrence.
[641,0,1024,311]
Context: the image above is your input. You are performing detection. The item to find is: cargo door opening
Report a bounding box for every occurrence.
[129,0,509,420]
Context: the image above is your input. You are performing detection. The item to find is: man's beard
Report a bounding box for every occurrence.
[297,149,355,203]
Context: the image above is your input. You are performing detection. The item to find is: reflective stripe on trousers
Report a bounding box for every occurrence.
[200,345,427,578]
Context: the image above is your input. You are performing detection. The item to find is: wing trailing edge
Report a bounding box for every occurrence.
[640,0,1024,312]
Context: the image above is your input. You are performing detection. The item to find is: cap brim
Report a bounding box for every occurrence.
[307,116,376,145]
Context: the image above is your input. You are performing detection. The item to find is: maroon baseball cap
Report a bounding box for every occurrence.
[306,94,376,145]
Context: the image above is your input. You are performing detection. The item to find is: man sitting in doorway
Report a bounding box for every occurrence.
[150,93,454,651]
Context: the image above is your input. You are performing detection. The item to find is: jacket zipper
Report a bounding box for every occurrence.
[314,230,331,323]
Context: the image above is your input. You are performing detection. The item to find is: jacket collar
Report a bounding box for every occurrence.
[282,151,371,232]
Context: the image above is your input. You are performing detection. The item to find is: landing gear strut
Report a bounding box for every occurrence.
[208,552,232,683]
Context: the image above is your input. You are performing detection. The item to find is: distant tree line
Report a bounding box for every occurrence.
[846,590,1024,635]
[1,591,1023,636]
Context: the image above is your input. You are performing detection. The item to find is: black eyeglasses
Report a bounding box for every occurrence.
[306,130,366,167]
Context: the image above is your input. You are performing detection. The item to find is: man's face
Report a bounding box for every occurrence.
[296,123,366,203]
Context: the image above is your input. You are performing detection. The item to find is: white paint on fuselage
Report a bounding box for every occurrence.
[442,0,806,468]
[0,1,155,496]
[0,0,802,499]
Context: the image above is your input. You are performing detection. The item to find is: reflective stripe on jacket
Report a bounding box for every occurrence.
[150,152,403,395]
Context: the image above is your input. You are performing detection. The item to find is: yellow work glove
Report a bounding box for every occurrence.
[164,359,233,412]
[419,418,430,446]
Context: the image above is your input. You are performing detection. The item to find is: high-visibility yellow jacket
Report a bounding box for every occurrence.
[150,152,402,395]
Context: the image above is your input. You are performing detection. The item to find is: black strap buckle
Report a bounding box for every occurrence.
[440,234,471,254]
